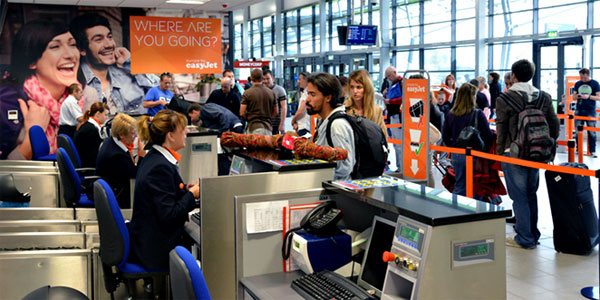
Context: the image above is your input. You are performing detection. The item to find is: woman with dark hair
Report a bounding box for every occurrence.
[73,102,108,168]
[488,72,501,118]
[0,19,81,160]
[129,109,199,270]
[442,83,493,197]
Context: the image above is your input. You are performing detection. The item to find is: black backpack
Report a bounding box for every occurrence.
[168,94,191,115]
[456,109,486,151]
[325,111,389,179]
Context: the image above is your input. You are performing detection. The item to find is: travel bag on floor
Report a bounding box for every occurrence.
[545,162,599,255]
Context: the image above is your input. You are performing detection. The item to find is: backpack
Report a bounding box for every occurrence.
[325,111,389,179]
[456,109,486,151]
[500,90,555,163]
[168,94,191,115]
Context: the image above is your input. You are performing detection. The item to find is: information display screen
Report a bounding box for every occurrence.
[399,226,419,243]
[459,244,489,258]
[346,25,377,45]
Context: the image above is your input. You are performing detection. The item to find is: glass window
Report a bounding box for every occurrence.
[331,18,346,51]
[493,11,533,37]
[564,45,583,69]
[429,72,449,86]
[300,25,313,54]
[538,0,584,9]
[456,0,475,19]
[394,3,420,28]
[300,6,312,25]
[286,10,298,26]
[489,0,532,14]
[456,71,475,86]
[456,46,475,70]
[538,4,587,33]
[263,16,272,32]
[332,0,348,18]
[423,0,451,24]
[395,27,419,46]
[456,18,475,41]
[234,24,243,58]
[424,22,451,44]
[424,48,451,71]
[492,42,532,70]
[395,50,420,72]
[540,46,557,69]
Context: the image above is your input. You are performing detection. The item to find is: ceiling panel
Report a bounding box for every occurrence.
[34,0,78,4]
[8,0,35,3]
[76,0,124,6]
[159,3,204,9]
[119,0,165,7]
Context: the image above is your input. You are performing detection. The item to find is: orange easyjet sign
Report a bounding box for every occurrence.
[402,78,429,181]
[129,16,221,74]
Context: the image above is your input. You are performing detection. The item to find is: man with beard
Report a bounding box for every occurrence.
[307,73,356,180]
[70,14,159,114]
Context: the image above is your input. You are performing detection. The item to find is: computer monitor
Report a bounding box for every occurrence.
[357,216,396,297]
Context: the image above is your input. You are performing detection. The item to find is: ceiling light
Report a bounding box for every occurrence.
[166,0,205,4]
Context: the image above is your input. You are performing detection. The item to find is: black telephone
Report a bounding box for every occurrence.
[282,201,343,260]
[300,201,343,233]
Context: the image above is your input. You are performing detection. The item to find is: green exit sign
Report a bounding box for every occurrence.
[547,31,558,38]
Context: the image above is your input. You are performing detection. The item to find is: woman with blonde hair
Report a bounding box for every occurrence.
[442,83,493,197]
[129,109,199,270]
[73,102,109,167]
[345,69,387,137]
[95,113,144,208]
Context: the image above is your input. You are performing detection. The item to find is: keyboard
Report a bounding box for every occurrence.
[191,212,200,225]
[291,270,374,300]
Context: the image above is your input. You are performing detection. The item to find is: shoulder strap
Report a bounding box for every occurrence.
[325,111,348,147]
[534,91,546,109]
[470,109,479,128]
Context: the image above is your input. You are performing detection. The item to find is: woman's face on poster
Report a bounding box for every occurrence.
[30,32,80,91]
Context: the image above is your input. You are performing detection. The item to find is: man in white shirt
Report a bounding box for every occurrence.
[58,83,84,138]
[307,73,356,180]
[291,71,311,138]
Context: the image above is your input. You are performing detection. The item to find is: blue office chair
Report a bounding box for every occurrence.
[56,148,95,208]
[57,134,95,177]
[93,179,167,298]
[169,246,211,300]
[29,125,56,161]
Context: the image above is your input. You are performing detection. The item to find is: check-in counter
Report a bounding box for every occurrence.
[178,129,219,183]
[0,160,59,207]
[230,150,336,175]
[199,149,336,300]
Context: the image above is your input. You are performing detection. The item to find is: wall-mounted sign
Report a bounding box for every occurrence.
[130,16,221,74]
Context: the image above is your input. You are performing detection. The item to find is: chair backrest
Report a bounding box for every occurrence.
[30,125,50,160]
[93,179,129,268]
[56,148,81,206]
[169,246,211,300]
[21,285,89,300]
[57,134,81,168]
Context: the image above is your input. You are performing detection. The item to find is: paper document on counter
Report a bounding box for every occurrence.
[245,200,289,234]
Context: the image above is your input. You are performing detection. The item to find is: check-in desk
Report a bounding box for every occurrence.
[323,178,512,300]
[198,150,335,300]
[178,129,219,183]
[0,160,59,207]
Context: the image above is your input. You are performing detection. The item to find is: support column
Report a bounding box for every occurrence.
[275,0,283,76]
[474,0,487,77]
[379,0,391,79]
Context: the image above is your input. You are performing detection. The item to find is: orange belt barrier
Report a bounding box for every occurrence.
[488,119,495,123]
[557,140,568,146]
[583,126,600,132]
[429,145,466,155]
[388,139,402,145]
[558,114,600,122]
[386,124,403,128]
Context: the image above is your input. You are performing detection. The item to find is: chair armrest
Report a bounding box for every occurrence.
[83,175,101,181]
[76,168,96,176]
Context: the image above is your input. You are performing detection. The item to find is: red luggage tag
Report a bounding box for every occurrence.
[282,134,296,151]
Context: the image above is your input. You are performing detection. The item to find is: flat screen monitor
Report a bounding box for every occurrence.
[357,216,396,297]
[346,25,377,45]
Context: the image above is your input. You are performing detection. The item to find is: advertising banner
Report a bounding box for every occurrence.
[130,16,222,74]
[402,78,429,181]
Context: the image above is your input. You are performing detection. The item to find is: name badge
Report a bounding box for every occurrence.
[8,110,18,121]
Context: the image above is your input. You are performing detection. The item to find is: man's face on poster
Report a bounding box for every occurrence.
[83,25,117,66]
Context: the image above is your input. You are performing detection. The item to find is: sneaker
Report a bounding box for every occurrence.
[592,152,598,158]
[506,236,535,249]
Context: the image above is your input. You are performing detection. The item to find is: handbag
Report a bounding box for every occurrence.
[456,109,485,151]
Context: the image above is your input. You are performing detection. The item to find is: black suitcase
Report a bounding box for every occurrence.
[545,162,599,255]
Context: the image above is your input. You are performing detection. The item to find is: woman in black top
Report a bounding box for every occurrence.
[95,113,145,208]
[129,110,199,270]
[488,72,502,119]
[73,102,108,168]
[442,83,493,197]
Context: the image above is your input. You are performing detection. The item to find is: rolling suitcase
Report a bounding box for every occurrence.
[545,162,599,255]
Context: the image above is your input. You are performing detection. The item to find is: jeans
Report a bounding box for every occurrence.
[390,114,403,172]
[501,153,540,248]
[575,110,597,153]
[451,153,473,197]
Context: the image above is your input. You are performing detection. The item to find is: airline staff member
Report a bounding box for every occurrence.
[129,109,199,270]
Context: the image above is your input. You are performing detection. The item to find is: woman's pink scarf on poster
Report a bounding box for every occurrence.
[23,76,84,154]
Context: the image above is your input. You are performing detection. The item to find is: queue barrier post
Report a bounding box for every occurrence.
[578,124,584,163]
[567,114,575,141]
[568,139,576,163]
[465,147,473,199]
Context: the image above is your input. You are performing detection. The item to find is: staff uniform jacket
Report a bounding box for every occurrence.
[0,83,28,160]
[129,145,196,270]
[73,118,104,168]
[95,137,138,208]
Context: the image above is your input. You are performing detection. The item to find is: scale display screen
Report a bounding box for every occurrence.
[459,244,489,258]
[399,226,419,243]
